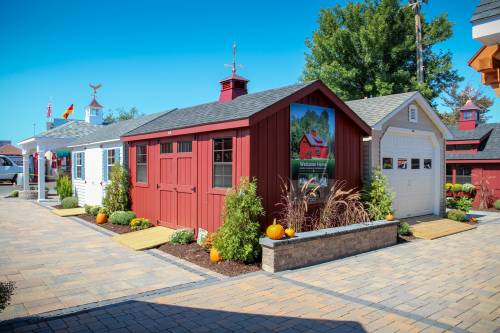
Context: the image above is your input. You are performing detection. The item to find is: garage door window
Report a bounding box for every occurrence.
[382,158,393,169]
[397,159,407,169]
[411,158,420,169]
[424,159,432,169]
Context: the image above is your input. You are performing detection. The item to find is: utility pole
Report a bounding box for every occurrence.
[409,0,427,84]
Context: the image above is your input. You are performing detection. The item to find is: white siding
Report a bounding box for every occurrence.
[70,141,124,207]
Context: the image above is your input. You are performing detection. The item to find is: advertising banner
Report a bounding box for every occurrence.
[290,103,335,202]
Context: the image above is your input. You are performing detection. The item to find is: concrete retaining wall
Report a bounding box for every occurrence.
[259,220,399,273]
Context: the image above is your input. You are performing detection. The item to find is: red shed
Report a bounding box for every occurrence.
[122,75,370,233]
[299,130,329,160]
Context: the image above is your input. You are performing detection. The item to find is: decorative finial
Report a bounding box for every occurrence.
[224,42,243,77]
[89,83,102,98]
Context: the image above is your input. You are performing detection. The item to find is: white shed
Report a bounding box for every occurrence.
[347,92,452,218]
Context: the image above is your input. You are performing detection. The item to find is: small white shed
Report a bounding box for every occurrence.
[347,92,452,218]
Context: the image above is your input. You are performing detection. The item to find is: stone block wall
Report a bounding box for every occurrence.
[260,220,398,273]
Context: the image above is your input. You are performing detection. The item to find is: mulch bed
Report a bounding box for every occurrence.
[158,242,261,277]
[398,234,417,243]
[52,204,64,209]
[76,213,133,234]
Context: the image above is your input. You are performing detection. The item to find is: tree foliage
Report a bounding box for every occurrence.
[362,167,394,220]
[104,107,141,124]
[302,0,462,103]
[439,84,495,125]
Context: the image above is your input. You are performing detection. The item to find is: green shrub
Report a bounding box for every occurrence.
[445,183,453,191]
[213,177,264,263]
[84,204,92,214]
[446,197,457,209]
[130,218,151,231]
[61,196,78,209]
[362,167,394,221]
[89,206,101,216]
[56,175,72,201]
[102,164,130,213]
[0,281,15,312]
[109,211,136,225]
[398,222,412,236]
[462,183,476,194]
[98,207,110,215]
[170,229,194,244]
[447,209,466,222]
[494,199,500,210]
[452,184,463,193]
[456,197,472,213]
[7,190,19,198]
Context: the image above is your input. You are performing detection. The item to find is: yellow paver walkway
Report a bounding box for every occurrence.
[411,218,476,240]
[52,207,86,216]
[112,226,175,250]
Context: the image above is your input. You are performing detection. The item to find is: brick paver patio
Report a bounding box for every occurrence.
[0,199,499,332]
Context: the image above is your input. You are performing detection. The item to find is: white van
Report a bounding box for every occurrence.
[0,155,23,183]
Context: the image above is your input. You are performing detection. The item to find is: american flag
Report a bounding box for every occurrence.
[47,101,52,118]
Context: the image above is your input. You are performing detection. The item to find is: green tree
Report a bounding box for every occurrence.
[302,0,462,103]
[439,84,495,125]
[104,107,141,124]
[102,164,130,213]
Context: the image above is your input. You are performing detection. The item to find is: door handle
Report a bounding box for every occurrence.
[156,184,160,189]
[191,186,196,192]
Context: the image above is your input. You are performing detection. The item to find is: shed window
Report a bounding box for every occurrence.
[136,145,147,183]
[456,165,471,184]
[411,158,420,169]
[107,149,116,177]
[424,159,432,169]
[75,152,84,179]
[160,142,172,154]
[463,111,473,120]
[446,165,453,183]
[213,138,232,188]
[178,141,192,153]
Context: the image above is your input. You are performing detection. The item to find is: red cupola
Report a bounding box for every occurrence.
[218,42,249,103]
[458,99,480,131]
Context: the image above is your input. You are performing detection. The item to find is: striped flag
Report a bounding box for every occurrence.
[47,101,52,118]
[62,104,74,119]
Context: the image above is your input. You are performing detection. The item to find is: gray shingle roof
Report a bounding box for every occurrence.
[447,124,493,140]
[471,0,500,23]
[345,92,418,127]
[125,82,314,136]
[68,111,171,146]
[32,120,104,140]
[447,123,500,160]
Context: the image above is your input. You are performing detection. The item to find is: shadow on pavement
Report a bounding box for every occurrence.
[0,299,367,332]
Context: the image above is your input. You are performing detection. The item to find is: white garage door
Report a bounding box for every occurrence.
[381,128,439,218]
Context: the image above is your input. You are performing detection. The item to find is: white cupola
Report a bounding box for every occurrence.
[85,83,104,125]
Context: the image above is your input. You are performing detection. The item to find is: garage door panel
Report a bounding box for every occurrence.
[381,130,437,218]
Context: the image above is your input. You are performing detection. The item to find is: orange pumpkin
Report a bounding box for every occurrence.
[210,248,221,263]
[266,218,285,240]
[96,213,108,224]
[385,213,395,221]
[285,227,295,238]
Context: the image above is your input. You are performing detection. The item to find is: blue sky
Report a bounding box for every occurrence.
[0,0,497,145]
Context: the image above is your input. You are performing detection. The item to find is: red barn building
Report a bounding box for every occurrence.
[446,100,500,207]
[122,75,370,233]
[299,130,329,160]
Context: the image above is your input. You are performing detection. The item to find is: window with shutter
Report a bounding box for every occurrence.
[409,104,418,123]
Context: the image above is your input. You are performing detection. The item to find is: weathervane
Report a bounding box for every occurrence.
[224,42,243,76]
[89,83,102,98]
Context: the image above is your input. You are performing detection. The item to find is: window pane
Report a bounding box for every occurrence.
[223,138,232,150]
[411,158,420,169]
[424,159,432,169]
[178,141,192,153]
[214,151,223,163]
[214,139,223,150]
[397,159,407,169]
[223,151,232,163]
[213,138,232,188]
[137,165,147,183]
[161,142,172,154]
[382,158,393,169]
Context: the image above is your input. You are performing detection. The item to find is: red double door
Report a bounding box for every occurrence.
[156,137,197,230]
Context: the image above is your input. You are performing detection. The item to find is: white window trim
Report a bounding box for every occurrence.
[408,104,418,123]
[75,152,84,180]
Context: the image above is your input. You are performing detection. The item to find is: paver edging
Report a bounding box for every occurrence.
[260,220,399,272]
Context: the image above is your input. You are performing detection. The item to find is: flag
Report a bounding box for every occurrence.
[62,104,74,119]
[47,101,52,118]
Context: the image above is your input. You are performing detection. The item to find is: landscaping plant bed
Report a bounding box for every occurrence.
[157,242,261,277]
[398,234,417,243]
[52,204,64,209]
[77,213,133,234]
